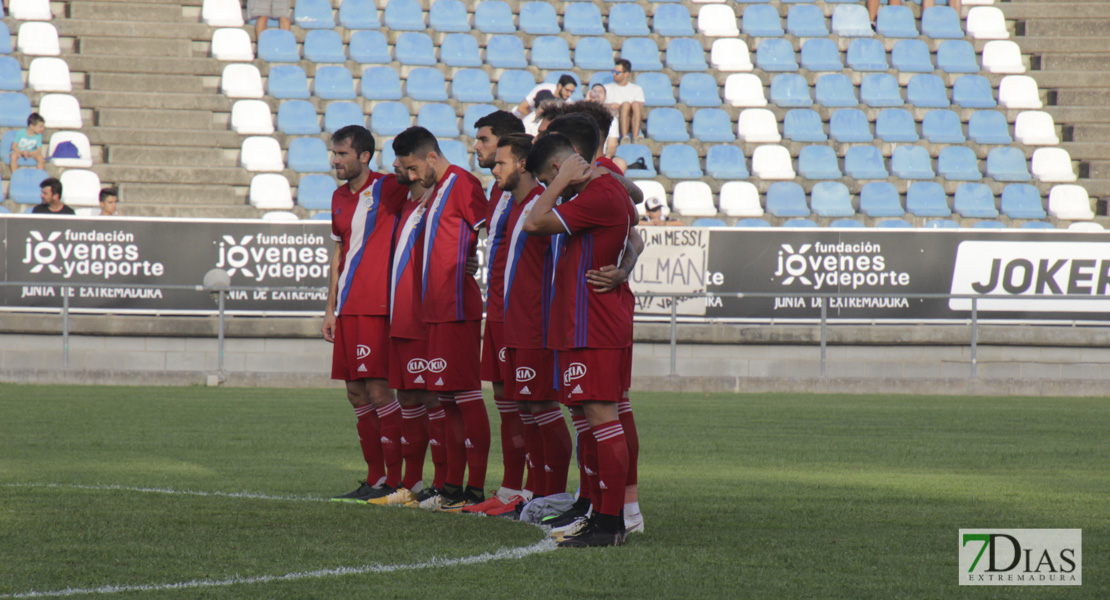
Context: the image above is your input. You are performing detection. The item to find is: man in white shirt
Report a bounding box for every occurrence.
[603,59,644,142]
[514,74,577,119]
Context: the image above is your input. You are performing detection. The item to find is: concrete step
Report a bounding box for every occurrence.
[122,203,264,219]
[1046,106,1110,125]
[71,90,231,112]
[1086,161,1110,180]
[121,183,243,206]
[87,72,207,94]
[77,36,194,58]
[1061,142,1110,161]
[97,108,216,130]
[1012,37,1110,54]
[68,1,185,22]
[1024,19,1110,38]
[1003,4,1110,20]
[55,20,213,42]
[1072,178,1110,198]
[93,164,253,186]
[1029,71,1110,89]
[66,55,222,77]
[1039,54,1110,72]
[86,127,244,149]
[1067,124,1110,144]
[1054,90,1110,107]
[108,146,230,168]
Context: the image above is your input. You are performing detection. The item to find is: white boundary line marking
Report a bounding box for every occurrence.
[0,483,557,599]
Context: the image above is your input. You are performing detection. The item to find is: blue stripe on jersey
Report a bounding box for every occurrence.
[336,178,382,316]
[485,191,512,280]
[389,203,426,321]
[421,173,458,303]
[574,233,592,348]
[542,241,553,345]
[454,222,471,321]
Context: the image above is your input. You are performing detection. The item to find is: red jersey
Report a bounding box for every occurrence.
[484,183,514,323]
[330,171,398,316]
[549,174,637,350]
[389,182,429,340]
[421,164,488,323]
[595,156,624,176]
[501,185,550,349]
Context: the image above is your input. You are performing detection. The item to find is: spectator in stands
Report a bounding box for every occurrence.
[639,196,682,227]
[868,0,959,26]
[587,84,620,161]
[248,0,292,40]
[32,178,74,215]
[605,59,645,143]
[522,90,558,137]
[98,187,120,216]
[9,113,46,173]
[513,74,576,120]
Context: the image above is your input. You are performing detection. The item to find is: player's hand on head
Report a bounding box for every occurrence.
[556,154,593,186]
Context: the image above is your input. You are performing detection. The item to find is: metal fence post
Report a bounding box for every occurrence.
[820,296,827,378]
[217,289,226,380]
[669,297,678,377]
[62,288,70,370]
[970,296,978,379]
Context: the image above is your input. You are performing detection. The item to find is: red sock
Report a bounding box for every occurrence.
[618,399,638,487]
[427,406,448,489]
[440,396,466,488]
[454,390,491,491]
[495,394,526,492]
[400,405,429,491]
[377,398,403,488]
[571,413,592,503]
[354,403,385,486]
[518,410,545,497]
[591,420,629,517]
[535,407,572,497]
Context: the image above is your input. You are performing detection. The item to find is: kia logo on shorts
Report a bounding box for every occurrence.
[427,358,447,373]
[356,345,371,360]
[516,367,536,382]
[498,347,507,362]
[563,362,586,385]
[407,358,428,373]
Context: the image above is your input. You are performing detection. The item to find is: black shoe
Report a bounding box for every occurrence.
[412,487,440,503]
[542,497,590,527]
[557,513,626,548]
[628,157,648,171]
[363,483,395,501]
[331,480,383,503]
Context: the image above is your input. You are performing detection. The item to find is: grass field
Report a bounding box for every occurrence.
[1,384,1106,599]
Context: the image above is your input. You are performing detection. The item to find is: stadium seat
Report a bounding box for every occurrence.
[876,109,918,143]
[766,182,809,217]
[782,218,819,227]
[971,220,1007,229]
[395,33,436,66]
[936,40,979,74]
[906,182,951,217]
[484,36,528,69]
[636,72,676,107]
[877,5,918,38]
[1069,221,1106,230]
[787,5,828,37]
[0,56,21,91]
[982,41,1025,74]
[609,5,650,36]
[1001,184,1047,220]
[202,0,243,27]
[656,5,695,37]
[257,29,299,63]
[1031,148,1077,183]
[37,93,81,129]
[954,184,998,218]
[531,37,573,70]
[497,70,536,103]
[240,136,284,172]
[673,182,717,217]
[829,109,872,143]
[620,145,657,177]
[250,174,294,210]
[417,104,460,138]
[679,73,721,107]
[210,28,253,62]
[339,0,379,29]
[287,137,330,173]
[451,69,493,103]
[0,24,11,55]
[367,102,409,137]
[752,145,796,179]
[8,168,48,203]
[45,131,93,168]
[267,65,309,100]
[798,145,841,180]
[999,75,1043,110]
[405,68,448,102]
[706,145,750,179]
[691,218,728,227]
[622,38,664,71]
[861,73,903,107]
[719,181,762,216]
[475,2,514,33]
[304,30,345,63]
[844,146,888,179]
[462,104,498,137]
[800,39,843,71]
[666,38,708,72]
[359,66,402,101]
[384,0,425,30]
[877,218,913,228]
[938,146,982,181]
[783,109,827,142]
[968,111,1013,145]
[832,218,864,227]
[770,74,812,108]
[659,145,703,179]
[294,0,334,28]
[985,147,1031,182]
[756,39,798,72]
[440,34,482,68]
[314,66,356,100]
[698,5,740,37]
[1014,111,1060,145]
[811,182,854,218]
[646,108,689,142]
[967,6,1009,39]
[429,0,469,31]
[847,39,887,71]
[277,100,321,135]
[324,102,365,133]
[735,218,772,227]
[59,170,101,207]
[907,74,950,108]
[922,110,965,144]
[922,6,963,38]
[743,5,784,36]
[378,142,397,171]
[859,182,904,217]
[1050,185,1095,219]
[815,74,857,108]
[260,211,300,222]
[952,75,997,109]
[925,219,960,229]
[737,108,781,143]
[17,22,60,56]
[519,3,559,35]
[892,40,933,73]
[710,39,753,71]
[297,174,336,210]
[891,146,934,180]
[692,109,736,142]
[632,182,666,218]
[1020,221,1055,230]
[724,74,767,107]
[0,130,35,167]
[575,37,615,71]
[831,5,871,37]
[349,31,391,64]
[221,64,263,99]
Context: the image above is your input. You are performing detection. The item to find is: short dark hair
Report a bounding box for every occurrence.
[532,89,556,109]
[392,126,441,158]
[544,114,600,163]
[556,74,577,88]
[525,132,576,175]
[27,113,44,126]
[615,58,632,73]
[331,125,375,159]
[537,100,613,141]
[496,133,534,163]
[99,187,119,203]
[41,177,62,198]
[474,110,525,138]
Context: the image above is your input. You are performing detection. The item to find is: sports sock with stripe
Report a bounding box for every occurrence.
[377,397,403,488]
[439,395,466,489]
[354,403,386,487]
[495,394,526,492]
[518,409,545,497]
[618,397,639,488]
[591,420,629,518]
[454,390,491,491]
[570,412,592,504]
[400,405,429,491]
[426,406,448,490]
[534,406,572,497]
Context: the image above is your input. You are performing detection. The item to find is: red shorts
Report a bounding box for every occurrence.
[331,315,389,381]
[559,347,630,406]
[389,337,429,390]
[621,345,633,393]
[506,347,557,402]
[425,320,482,392]
[479,320,507,383]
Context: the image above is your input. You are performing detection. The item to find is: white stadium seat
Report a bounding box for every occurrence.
[261,210,300,222]
[982,41,1025,74]
[737,108,782,143]
[998,75,1042,109]
[698,5,740,37]
[59,169,102,207]
[672,182,717,217]
[724,74,767,107]
[240,136,285,172]
[47,131,94,168]
[17,22,61,56]
[28,58,72,92]
[249,174,294,209]
[1031,148,1077,183]
[1067,221,1104,231]
[1048,185,1094,220]
[633,180,668,217]
[221,64,264,98]
[966,7,1009,39]
[202,0,245,27]
[1014,111,1060,146]
[10,0,53,20]
[751,145,795,180]
[38,93,83,129]
[230,100,275,135]
[710,39,753,72]
[962,0,996,5]
[211,28,254,61]
[719,182,763,217]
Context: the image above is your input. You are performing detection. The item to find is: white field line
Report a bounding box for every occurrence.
[0,483,557,599]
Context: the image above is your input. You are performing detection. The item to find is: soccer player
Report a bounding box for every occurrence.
[393,126,491,511]
[322,125,405,503]
[535,101,643,204]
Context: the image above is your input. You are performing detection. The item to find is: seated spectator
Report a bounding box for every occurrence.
[587,84,621,161]
[605,59,644,142]
[640,196,683,226]
[32,177,75,215]
[522,90,559,136]
[513,74,576,119]
[10,113,46,173]
[99,187,120,216]
[249,0,292,39]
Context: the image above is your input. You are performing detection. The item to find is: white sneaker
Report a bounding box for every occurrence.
[550,516,589,540]
[417,491,447,510]
[624,511,645,535]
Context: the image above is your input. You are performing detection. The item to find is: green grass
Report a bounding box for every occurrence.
[0,384,1107,599]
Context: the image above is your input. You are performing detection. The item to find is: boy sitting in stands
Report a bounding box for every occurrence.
[10,113,46,173]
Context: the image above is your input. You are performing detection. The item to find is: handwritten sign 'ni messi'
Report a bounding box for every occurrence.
[629,227,709,316]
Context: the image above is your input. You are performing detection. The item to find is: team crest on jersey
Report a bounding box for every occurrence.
[407,358,428,374]
[356,345,371,360]
[516,367,536,382]
[563,362,587,386]
[498,347,507,363]
[427,358,447,373]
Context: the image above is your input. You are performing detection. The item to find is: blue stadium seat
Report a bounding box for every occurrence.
[304,30,345,63]
[783,109,827,142]
[938,146,982,181]
[906,182,951,217]
[622,38,664,71]
[787,5,828,37]
[968,111,1013,144]
[417,104,460,137]
[519,3,559,35]
[782,219,820,228]
[589,70,613,90]
[937,40,979,73]
[906,74,950,108]
[438,141,469,169]
[450,69,493,103]
[844,146,888,179]
[575,37,615,71]
[829,109,872,143]
[861,73,903,107]
[277,100,321,134]
[378,142,396,172]
[815,74,857,107]
[0,56,21,91]
[440,34,481,67]
[743,5,784,36]
[294,0,335,28]
[638,72,676,106]
[0,206,9,214]
[646,108,689,142]
[462,104,498,137]
[475,1,514,33]
[798,145,841,179]
[922,6,963,38]
[384,0,425,30]
[735,218,772,227]
[986,147,1032,182]
[692,218,728,227]
[564,3,604,35]
[952,75,997,109]
[369,102,410,136]
[756,39,798,72]
[847,39,887,71]
[972,220,1008,229]
[360,66,402,100]
[296,175,335,210]
[891,40,933,73]
[314,66,356,100]
[325,102,365,133]
[616,144,656,177]
[706,145,750,179]
[339,0,379,29]
[496,70,536,103]
[406,68,448,101]
[257,29,299,62]
[892,146,934,179]
[287,137,330,173]
[692,108,735,142]
[1020,221,1055,229]
[666,38,708,71]
[654,5,694,36]
[766,182,810,217]
[860,182,904,217]
[394,33,436,66]
[831,5,871,37]
[349,31,391,64]
[0,23,10,55]
[1001,184,1047,219]
[1,130,36,167]
[954,183,998,218]
[877,5,918,37]
[811,182,854,217]
[801,39,842,71]
[9,169,49,204]
[877,219,913,228]
[925,219,960,229]
[532,37,573,69]
[268,65,310,99]
[609,5,650,36]
[486,36,528,69]
[831,218,865,228]
[770,74,812,107]
[429,0,469,31]
[659,144,703,179]
[680,73,721,107]
[875,109,918,142]
[922,110,965,143]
